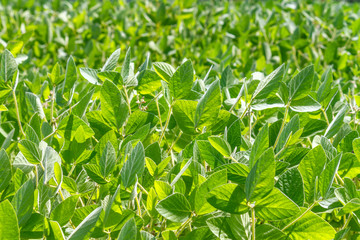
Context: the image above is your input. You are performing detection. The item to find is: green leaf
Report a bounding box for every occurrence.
[208,136,232,157]
[255,188,300,220]
[6,41,23,55]
[100,141,116,178]
[319,153,342,198]
[102,48,121,72]
[62,56,77,94]
[206,214,251,240]
[11,180,34,226]
[72,89,95,118]
[194,79,221,128]
[169,60,194,99]
[50,196,78,226]
[317,67,333,103]
[324,106,347,138]
[301,119,327,137]
[275,115,300,152]
[287,65,314,101]
[146,188,158,217]
[170,158,192,187]
[68,207,102,240]
[0,81,12,105]
[43,146,62,184]
[97,71,123,85]
[0,200,20,240]
[25,124,40,144]
[338,198,360,216]
[161,230,177,240]
[320,136,337,160]
[101,80,128,129]
[253,63,285,100]
[0,149,11,192]
[298,145,326,203]
[249,124,269,168]
[83,164,107,184]
[220,65,235,88]
[180,227,214,240]
[207,183,248,214]
[80,68,101,85]
[227,119,242,151]
[117,218,137,240]
[213,163,249,185]
[136,70,162,95]
[172,100,197,134]
[338,153,360,179]
[276,168,304,206]
[256,224,286,240]
[19,139,41,164]
[48,220,66,240]
[121,47,131,81]
[290,95,321,112]
[245,148,275,202]
[195,170,227,215]
[283,210,336,240]
[57,114,95,142]
[25,92,46,119]
[194,140,226,169]
[125,110,155,135]
[353,138,360,162]
[251,97,285,110]
[153,62,175,82]
[155,193,192,223]
[278,82,289,103]
[154,180,172,200]
[49,62,63,86]
[104,185,122,229]
[121,141,145,188]
[0,49,18,82]
[13,152,34,174]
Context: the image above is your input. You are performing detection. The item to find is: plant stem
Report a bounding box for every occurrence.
[79,197,85,207]
[92,135,99,143]
[336,173,344,185]
[229,155,238,163]
[13,90,25,136]
[68,163,76,177]
[135,195,141,216]
[274,104,289,148]
[240,103,251,119]
[229,84,245,112]
[159,105,172,144]
[155,95,163,131]
[145,90,163,108]
[167,131,182,154]
[50,86,55,127]
[35,165,39,188]
[321,108,330,126]
[240,78,250,120]
[176,213,193,237]
[43,130,57,141]
[87,187,97,205]
[282,201,317,231]
[251,207,256,240]
[248,106,252,140]
[342,213,352,230]
[123,86,132,114]
[137,182,148,195]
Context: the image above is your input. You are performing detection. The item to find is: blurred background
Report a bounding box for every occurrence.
[1,0,360,84]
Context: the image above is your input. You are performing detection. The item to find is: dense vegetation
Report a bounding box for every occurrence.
[1,0,360,239]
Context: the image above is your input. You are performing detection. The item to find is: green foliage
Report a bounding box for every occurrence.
[1,0,360,239]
